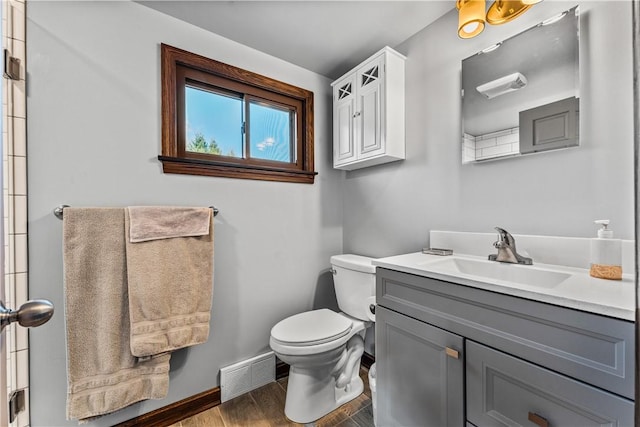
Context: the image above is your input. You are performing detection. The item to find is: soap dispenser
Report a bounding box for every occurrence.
[589,220,622,280]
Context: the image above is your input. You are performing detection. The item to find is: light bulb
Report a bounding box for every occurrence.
[463,22,480,33]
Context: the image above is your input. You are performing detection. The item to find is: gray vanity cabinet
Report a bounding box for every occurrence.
[377,306,464,427]
[467,341,634,426]
[375,267,635,427]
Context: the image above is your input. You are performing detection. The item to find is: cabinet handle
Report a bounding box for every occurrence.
[353,111,361,118]
[528,412,549,427]
[445,347,459,359]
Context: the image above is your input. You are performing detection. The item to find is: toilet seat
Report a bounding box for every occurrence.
[271,309,352,346]
[270,309,361,356]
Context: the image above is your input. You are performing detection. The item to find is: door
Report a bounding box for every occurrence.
[356,57,384,159]
[0,6,54,425]
[377,306,465,427]
[333,76,356,166]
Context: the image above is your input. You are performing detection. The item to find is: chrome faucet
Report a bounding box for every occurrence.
[488,227,533,265]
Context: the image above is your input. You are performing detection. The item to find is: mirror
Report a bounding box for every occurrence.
[461,6,580,163]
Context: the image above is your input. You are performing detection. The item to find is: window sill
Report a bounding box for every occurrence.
[158,156,317,184]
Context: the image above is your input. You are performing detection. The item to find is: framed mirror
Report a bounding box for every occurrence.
[461,5,580,163]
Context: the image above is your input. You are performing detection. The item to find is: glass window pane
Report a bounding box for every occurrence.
[185,86,243,158]
[249,101,294,163]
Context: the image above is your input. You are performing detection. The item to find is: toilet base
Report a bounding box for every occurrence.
[282,334,365,424]
[284,361,364,424]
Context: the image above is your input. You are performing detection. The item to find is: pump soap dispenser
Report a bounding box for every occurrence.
[589,220,622,280]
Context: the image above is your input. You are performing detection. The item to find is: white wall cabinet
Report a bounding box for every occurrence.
[331,47,405,170]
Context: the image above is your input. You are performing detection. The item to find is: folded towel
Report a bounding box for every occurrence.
[63,208,170,422]
[128,206,211,242]
[125,208,214,357]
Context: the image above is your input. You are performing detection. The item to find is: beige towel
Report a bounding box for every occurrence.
[125,208,214,357]
[128,206,211,243]
[63,208,170,422]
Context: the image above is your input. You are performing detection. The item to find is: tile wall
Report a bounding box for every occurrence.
[462,126,520,163]
[3,0,30,426]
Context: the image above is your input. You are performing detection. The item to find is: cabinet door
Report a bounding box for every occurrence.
[356,57,384,159]
[333,77,356,166]
[377,306,464,427]
[519,96,579,154]
[467,341,634,427]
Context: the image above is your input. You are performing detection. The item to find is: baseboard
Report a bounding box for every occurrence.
[116,353,375,426]
[114,387,221,427]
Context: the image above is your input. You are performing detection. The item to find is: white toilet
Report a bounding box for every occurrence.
[269,254,376,424]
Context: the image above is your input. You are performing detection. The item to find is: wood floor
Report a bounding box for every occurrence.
[169,367,375,427]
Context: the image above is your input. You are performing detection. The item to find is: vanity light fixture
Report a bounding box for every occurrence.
[481,42,502,53]
[541,10,568,26]
[457,0,486,39]
[476,72,528,99]
[457,0,542,39]
[486,1,533,25]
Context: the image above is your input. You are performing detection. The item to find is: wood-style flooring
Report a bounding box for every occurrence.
[170,367,375,427]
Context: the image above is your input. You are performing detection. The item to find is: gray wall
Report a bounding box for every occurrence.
[26,2,342,426]
[344,1,635,258]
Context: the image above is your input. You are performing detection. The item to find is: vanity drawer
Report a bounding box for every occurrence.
[376,268,634,399]
[466,341,634,427]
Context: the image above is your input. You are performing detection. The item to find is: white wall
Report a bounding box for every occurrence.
[26,2,342,426]
[344,1,635,258]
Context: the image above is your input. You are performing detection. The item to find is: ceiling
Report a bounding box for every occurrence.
[138,1,454,79]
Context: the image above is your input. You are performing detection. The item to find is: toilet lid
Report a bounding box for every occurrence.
[271,309,352,346]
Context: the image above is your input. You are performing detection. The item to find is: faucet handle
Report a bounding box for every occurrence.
[494,227,515,246]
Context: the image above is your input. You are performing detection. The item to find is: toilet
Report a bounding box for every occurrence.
[269,254,376,424]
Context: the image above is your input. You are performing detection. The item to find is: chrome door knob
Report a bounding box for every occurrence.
[0,299,54,332]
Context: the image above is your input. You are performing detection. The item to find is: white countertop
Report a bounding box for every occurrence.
[373,252,636,322]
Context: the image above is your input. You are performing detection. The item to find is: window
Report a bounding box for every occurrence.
[159,44,316,184]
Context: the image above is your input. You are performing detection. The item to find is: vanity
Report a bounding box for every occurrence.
[373,232,635,426]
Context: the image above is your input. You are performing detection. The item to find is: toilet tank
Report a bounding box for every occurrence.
[330,254,376,320]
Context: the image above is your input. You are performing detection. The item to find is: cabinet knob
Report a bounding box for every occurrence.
[528,412,549,427]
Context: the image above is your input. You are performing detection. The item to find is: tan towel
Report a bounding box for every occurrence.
[127,206,211,242]
[63,208,170,422]
[125,208,214,357]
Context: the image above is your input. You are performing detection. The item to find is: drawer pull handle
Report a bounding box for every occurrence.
[528,412,549,427]
[445,347,459,359]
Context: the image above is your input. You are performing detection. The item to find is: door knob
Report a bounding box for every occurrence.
[0,299,54,332]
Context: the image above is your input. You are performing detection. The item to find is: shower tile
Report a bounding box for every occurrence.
[15,273,27,351]
[15,349,28,390]
[8,0,25,42]
[13,196,26,234]
[14,234,27,273]
[12,156,26,195]
[9,80,25,119]
[12,118,26,157]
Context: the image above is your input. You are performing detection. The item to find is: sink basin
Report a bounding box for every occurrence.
[422,257,571,288]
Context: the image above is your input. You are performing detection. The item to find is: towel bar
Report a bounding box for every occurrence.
[53,205,219,219]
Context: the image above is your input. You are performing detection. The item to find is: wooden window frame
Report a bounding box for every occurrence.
[159,44,316,184]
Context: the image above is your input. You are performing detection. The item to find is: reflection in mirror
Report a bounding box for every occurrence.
[461,6,580,163]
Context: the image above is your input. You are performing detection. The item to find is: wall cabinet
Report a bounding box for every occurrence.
[331,47,405,170]
[376,268,634,426]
